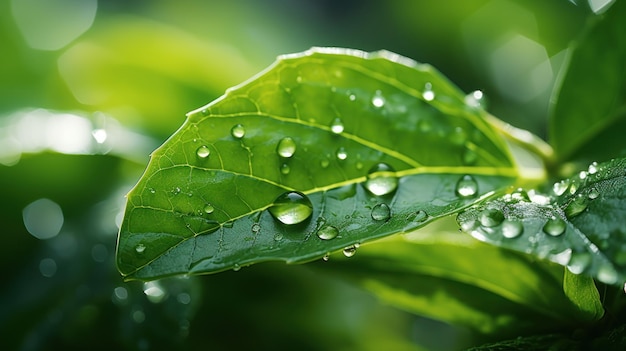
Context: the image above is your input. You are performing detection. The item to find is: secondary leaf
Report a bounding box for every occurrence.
[549,0,626,162]
[313,218,600,338]
[457,157,626,287]
[117,47,518,281]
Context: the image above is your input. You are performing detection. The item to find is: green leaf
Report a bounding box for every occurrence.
[549,0,626,162]
[457,157,626,288]
[563,270,604,322]
[313,218,599,336]
[117,47,518,281]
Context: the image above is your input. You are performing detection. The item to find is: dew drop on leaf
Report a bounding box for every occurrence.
[135,244,146,254]
[322,253,330,261]
[280,163,290,175]
[203,204,214,214]
[407,210,428,224]
[330,118,345,134]
[317,225,339,240]
[552,180,570,196]
[343,244,358,257]
[148,187,156,194]
[231,124,245,139]
[348,93,356,101]
[276,137,296,158]
[196,145,210,159]
[364,163,398,196]
[320,158,330,168]
[422,82,435,101]
[251,223,261,233]
[501,219,523,238]
[588,187,600,200]
[455,175,478,198]
[274,233,283,241]
[465,90,485,108]
[336,147,348,160]
[565,195,588,218]
[588,161,598,175]
[171,187,181,195]
[449,127,467,145]
[268,191,313,225]
[479,208,504,227]
[596,263,618,285]
[371,203,391,221]
[542,217,566,236]
[371,90,385,108]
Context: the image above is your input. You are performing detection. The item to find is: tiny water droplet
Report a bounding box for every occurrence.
[356,162,364,170]
[543,217,566,236]
[330,118,345,134]
[231,124,245,139]
[348,93,356,101]
[336,147,348,160]
[233,264,241,272]
[268,191,313,225]
[148,188,156,194]
[280,163,290,175]
[171,187,181,195]
[501,219,523,238]
[465,90,485,108]
[553,180,569,196]
[371,203,391,221]
[455,175,478,198]
[196,145,210,158]
[364,163,398,196]
[322,253,330,261]
[135,244,146,254]
[569,182,578,195]
[320,158,330,168]
[201,109,208,115]
[371,90,385,108]
[317,225,339,240]
[204,204,214,214]
[588,187,600,200]
[449,127,467,145]
[479,208,504,227]
[588,161,598,175]
[343,245,358,257]
[407,210,428,224]
[579,171,587,180]
[422,82,435,101]
[565,195,588,218]
[251,223,261,233]
[277,137,296,158]
[462,149,478,165]
[274,233,283,241]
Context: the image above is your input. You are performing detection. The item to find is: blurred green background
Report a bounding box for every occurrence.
[0,0,595,350]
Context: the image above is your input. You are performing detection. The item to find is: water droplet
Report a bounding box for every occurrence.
[371,90,385,108]
[408,210,428,223]
[371,203,391,221]
[551,249,573,265]
[462,149,478,165]
[543,217,566,236]
[597,263,618,284]
[364,163,398,196]
[143,281,167,304]
[465,90,485,108]
[203,204,214,214]
[196,145,210,159]
[460,219,479,232]
[280,163,290,175]
[317,225,339,240]
[356,161,364,170]
[455,175,478,198]
[565,195,588,218]
[273,233,283,241]
[320,158,330,168]
[343,244,358,257]
[579,171,587,180]
[330,118,345,134]
[277,137,296,158]
[422,83,435,101]
[336,147,348,160]
[148,187,156,194]
[231,124,245,139]
[553,180,569,196]
[233,264,241,272]
[479,208,504,227]
[348,93,356,101]
[449,127,467,145]
[251,223,261,233]
[171,187,181,195]
[569,182,578,195]
[588,162,598,175]
[501,219,523,238]
[588,187,600,200]
[39,258,57,278]
[135,244,146,254]
[268,191,313,225]
[322,253,330,261]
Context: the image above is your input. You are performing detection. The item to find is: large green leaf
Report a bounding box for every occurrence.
[549,0,626,162]
[313,217,602,339]
[458,157,626,287]
[117,48,518,280]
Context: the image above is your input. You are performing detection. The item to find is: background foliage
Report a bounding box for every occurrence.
[1,1,620,350]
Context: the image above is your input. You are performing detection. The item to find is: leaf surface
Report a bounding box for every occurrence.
[549,0,626,162]
[458,157,626,287]
[117,48,518,280]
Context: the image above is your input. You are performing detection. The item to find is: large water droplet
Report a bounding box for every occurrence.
[336,147,348,160]
[330,118,345,134]
[135,244,146,254]
[479,208,504,227]
[422,83,435,101]
[231,124,245,139]
[317,225,339,240]
[552,180,569,196]
[143,281,167,304]
[277,137,296,158]
[371,90,385,108]
[268,191,313,225]
[565,195,588,218]
[196,145,210,159]
[543,217,566,236]
[455,175,478,198]
[587,161,598,175]
[501,219,523,238]
[371,203,391,221]
[364,163,398,196]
